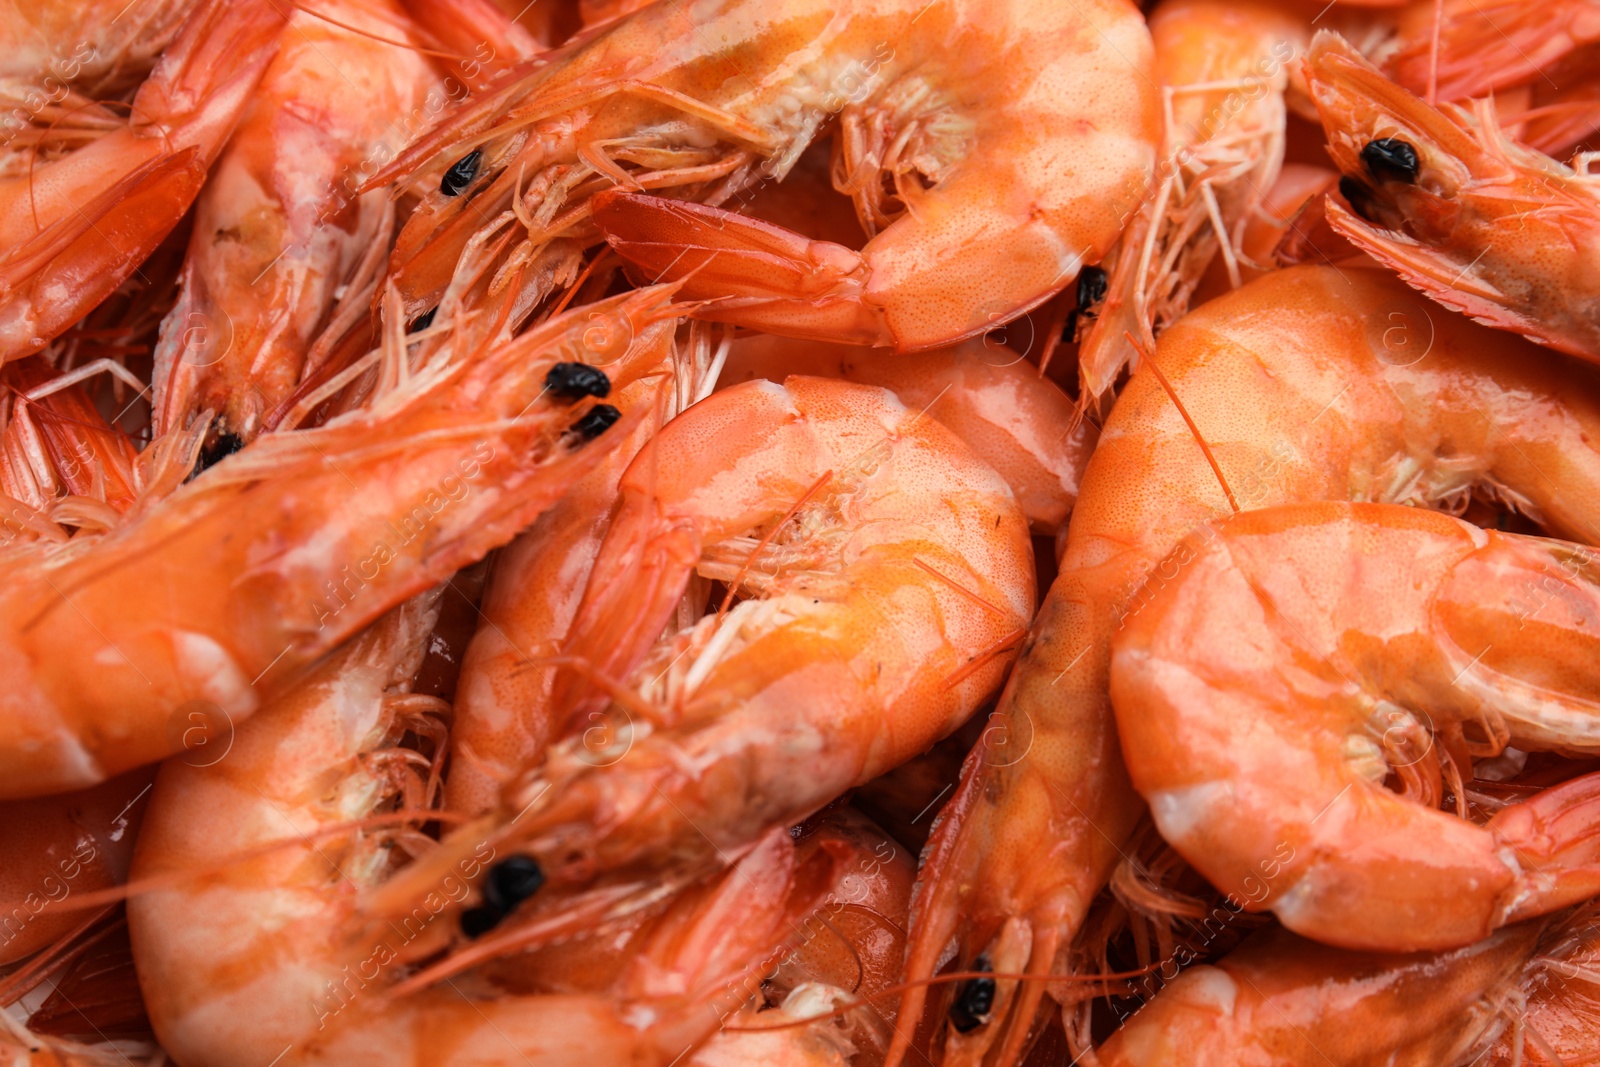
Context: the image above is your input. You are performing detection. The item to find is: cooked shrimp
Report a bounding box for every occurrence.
[1510,44,1600,160]
[719,333,1094,533]
[1113,501,1600,951]
[130,595,847,1066]
[1484,903,1600,1065]
[369,375,1032,989]
[1380,0,1600,105]
[445,323,675,815]
[1191,162,1336,301]
[369,0,1158,350]
[1094,920,1545,1066]
[0,0,287,365]
[0,770,151,965]
[401,0,546,88]
[1305,31,1600,363]
[688,807,918,1066]
[151,0,434,446]
[891,265,1600,1067]
[0,0,197,101]
[0,286,674,798]
[1,359,141,520]
[1077,0,1302,401]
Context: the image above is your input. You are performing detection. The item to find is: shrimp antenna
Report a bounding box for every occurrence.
[1127,331,1239,513]
[1426,0,1443,107]
[721,961,1168,1033]
[22,808,469,914]
[287,2,483,62]
[943,626,1025,690]
[914,558,1010,620]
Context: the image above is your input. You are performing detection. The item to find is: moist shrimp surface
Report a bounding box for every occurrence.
[0,0,285,364]
[372,0,1159,349]
[1112,501,1600,951]
[151,0,434,445]
[367,374,1033,985]
[0,288,674,798]
[130,597,856,1067]
[718,333,1094,533]
[891,264,1600,1066]
[1095,921,1546,1066]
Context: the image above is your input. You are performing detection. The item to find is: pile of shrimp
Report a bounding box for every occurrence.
[5,0,1600,1063]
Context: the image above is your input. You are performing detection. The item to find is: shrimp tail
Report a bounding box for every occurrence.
[0,0,285,362]
[590,189,891,347]
[1494,770,1600,924]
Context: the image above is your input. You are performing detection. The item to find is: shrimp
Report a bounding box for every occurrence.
[1094,920,1548,1066]
[444,321,675,815]
[890,264,1600,1067]
[719,333,1094,533]
[1077,0,1302,401]
[401,0,547,88]
[1,359,142,523]
[1379,0,1600,105]
[1510,44,1600,161]
[0,770,151,966]
[0,0,287,365]
[1191,162,1336,300]
[1304,31,1600,364]
[1112,501,1600,951]
[150,0,435,447]
[693,808,918,1066]
[369,0,1158,349]
[128,595,849,1066]
[0,0,197,103]
[1485,903,1600,1064]
[367,375,1032,994]
[0,286,675,799]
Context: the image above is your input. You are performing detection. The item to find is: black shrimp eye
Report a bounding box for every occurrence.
[440,149,483,196]
[948,957,996,1034]
[408,306,437,333]
[197,431,244,474]
[1338,175,1379,223]
[543,361,611,401]
[459,905,504,939]
[482,855,545,912]
[1076,265,1109,315]
[1360,138,1420,184]
[565,403,621,443]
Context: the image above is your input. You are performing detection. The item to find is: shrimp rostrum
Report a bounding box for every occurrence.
[370,0,1159,349]
[1112,501,1600,953]
[0,286,677,799]
[371,375,1034,971]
